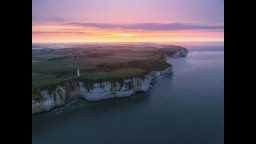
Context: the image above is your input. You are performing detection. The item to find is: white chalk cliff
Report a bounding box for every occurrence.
[32,49,188,115]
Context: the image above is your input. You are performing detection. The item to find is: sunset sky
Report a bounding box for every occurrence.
[32,0,224,44]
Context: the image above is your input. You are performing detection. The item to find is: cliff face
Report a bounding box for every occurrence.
[32,49,188,115]
[32,81,80,115]
[32,67,173,115]
[79,67,173,101]
[171,48,188,57]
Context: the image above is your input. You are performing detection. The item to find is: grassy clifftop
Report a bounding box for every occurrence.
[32,44,183,89]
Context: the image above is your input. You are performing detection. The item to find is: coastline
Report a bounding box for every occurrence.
[32,48,188,115]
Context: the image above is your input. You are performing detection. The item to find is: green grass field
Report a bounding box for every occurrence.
[32,45,179,89]
[83,68,147,80]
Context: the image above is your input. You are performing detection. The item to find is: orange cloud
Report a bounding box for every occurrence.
[32,24,224,43]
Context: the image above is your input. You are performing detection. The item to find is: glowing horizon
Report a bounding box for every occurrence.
[32,0,224,44]
[32,23,223,43]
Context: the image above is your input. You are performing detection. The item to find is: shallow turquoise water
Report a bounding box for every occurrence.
[32,46,224,144]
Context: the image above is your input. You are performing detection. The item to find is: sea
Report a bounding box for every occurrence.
[32,43,224,144]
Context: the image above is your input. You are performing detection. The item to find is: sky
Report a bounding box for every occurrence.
[32,0,224,44]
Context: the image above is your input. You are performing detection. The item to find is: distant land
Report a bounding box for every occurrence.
[32,43,188,115]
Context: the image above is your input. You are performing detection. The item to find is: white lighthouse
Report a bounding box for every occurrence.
[77,69,80,77]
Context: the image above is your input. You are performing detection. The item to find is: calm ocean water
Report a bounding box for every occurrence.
[32,45,224,144]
